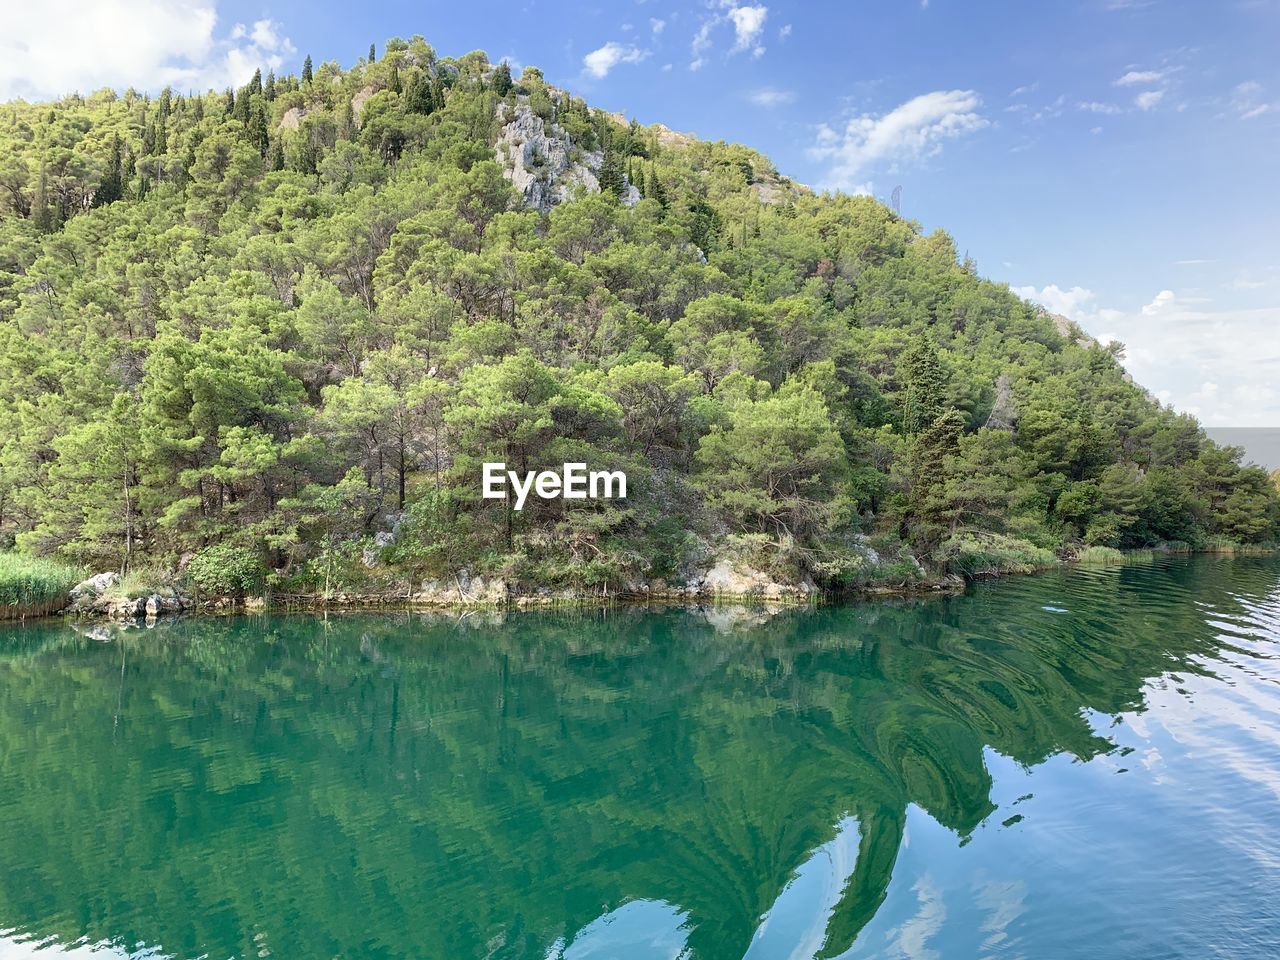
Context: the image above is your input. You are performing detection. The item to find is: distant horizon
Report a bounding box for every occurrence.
[1204,429,1280,472]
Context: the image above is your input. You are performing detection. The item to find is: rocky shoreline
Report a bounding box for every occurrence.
[41,559,967,624]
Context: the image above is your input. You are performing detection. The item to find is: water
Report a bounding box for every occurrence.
[1,555,1278,960]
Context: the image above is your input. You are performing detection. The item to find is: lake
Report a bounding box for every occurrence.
[1,555,1278,959]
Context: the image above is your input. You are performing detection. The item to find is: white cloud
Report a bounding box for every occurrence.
[1142,289,1179,314]
[1079,100,1123,114]
[1135,89,1165,110]
[583,41,650,79]
[1231,81,1273,119]
[749,87,795,107]
[1018,283,1280,427]
[650,18,666,36]
[1013,284,1100,324]
[689,19,715,70]
[0,1,293,100]
[1115,69,1166,87]
[689,3,770,68]
[779,24,792,40]
[727,4,768,55]
[809,90,988,192]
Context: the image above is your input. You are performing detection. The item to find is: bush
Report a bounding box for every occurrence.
[0,553,83,613]
[186,544,266,597]
[938,532,1058,577]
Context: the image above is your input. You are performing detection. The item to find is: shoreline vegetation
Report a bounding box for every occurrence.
[2,38,1278,614]
[3,541,1274,622]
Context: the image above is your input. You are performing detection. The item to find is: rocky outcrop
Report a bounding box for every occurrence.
[1046,310,1097,349]
[69,572,120,603]
[494,103,602,212]
[693,558,817,600]
[68,573,190,621]
[413,571,510,606]
[351,84,378,121]
[279,107,307,131]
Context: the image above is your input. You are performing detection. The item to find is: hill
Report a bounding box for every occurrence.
[0,38,1276,601]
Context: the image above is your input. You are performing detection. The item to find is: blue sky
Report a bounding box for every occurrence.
[2,0,1278,426]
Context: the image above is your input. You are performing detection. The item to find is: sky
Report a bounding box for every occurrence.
[2,0,1278,428]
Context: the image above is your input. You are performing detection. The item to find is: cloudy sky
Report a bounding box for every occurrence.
[2,0,1277,426]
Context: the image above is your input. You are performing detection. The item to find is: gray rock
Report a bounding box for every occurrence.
[494,103,602,212]
[70,571,120,601]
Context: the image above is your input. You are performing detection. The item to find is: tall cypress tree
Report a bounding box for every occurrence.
[95,135,123,206]
[492,62,513,96]
[369,43,376,63]
[302,55,313,85]
[900,339,947,437]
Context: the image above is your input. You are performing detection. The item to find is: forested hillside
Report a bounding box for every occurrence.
[1,38,1276,598]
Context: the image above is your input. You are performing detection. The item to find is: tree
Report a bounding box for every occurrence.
[898,338,946,437]
[492,62,513,96]
[696,384,849,540]
[302,55,313,85]
[18,393,143,571]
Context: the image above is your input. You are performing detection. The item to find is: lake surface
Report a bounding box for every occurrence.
[1,556,1279,960]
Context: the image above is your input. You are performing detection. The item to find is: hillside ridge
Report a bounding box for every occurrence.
[0,37,1275,607]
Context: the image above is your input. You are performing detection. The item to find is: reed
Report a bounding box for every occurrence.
[0,553,82,620]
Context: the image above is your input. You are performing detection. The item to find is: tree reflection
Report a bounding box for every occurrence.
[0,556,1275,960]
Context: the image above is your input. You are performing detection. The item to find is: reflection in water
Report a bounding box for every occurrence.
[0,556,1278,960]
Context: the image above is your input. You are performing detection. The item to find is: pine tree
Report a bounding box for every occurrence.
[900,339,947,437]
[369,43,376,63]
[248,69,262,97]
[598,145,626,199]
[33,162,51,232]
[492,62,513,97]
[268,137,285,171]
[389,63,402,94]
[405,74,432,115]
[250,103,270,156]
[223,88,235,116]
[302,55,313,85]
[95,135,123,206]
[264,70,276,100]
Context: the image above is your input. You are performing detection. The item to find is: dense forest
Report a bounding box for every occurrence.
[0,37,1276,599]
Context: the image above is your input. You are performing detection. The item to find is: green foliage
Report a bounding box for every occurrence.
[1075,545,1125,565]
[186,544,265,597]
[937,533,1058,577]
[0,39,1274,599]
[0,552,82,611]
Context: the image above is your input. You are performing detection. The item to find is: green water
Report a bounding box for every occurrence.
[1,556,1279,959]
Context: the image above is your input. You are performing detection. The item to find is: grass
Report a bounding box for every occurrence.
[107,568,177,600]
[0,552,83,619]
[1076,546,1126,566]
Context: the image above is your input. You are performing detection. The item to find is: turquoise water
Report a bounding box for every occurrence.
[1,555,1278,959]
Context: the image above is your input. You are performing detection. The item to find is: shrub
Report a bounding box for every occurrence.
[186,544,266,597]
[938,532,1058,577]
